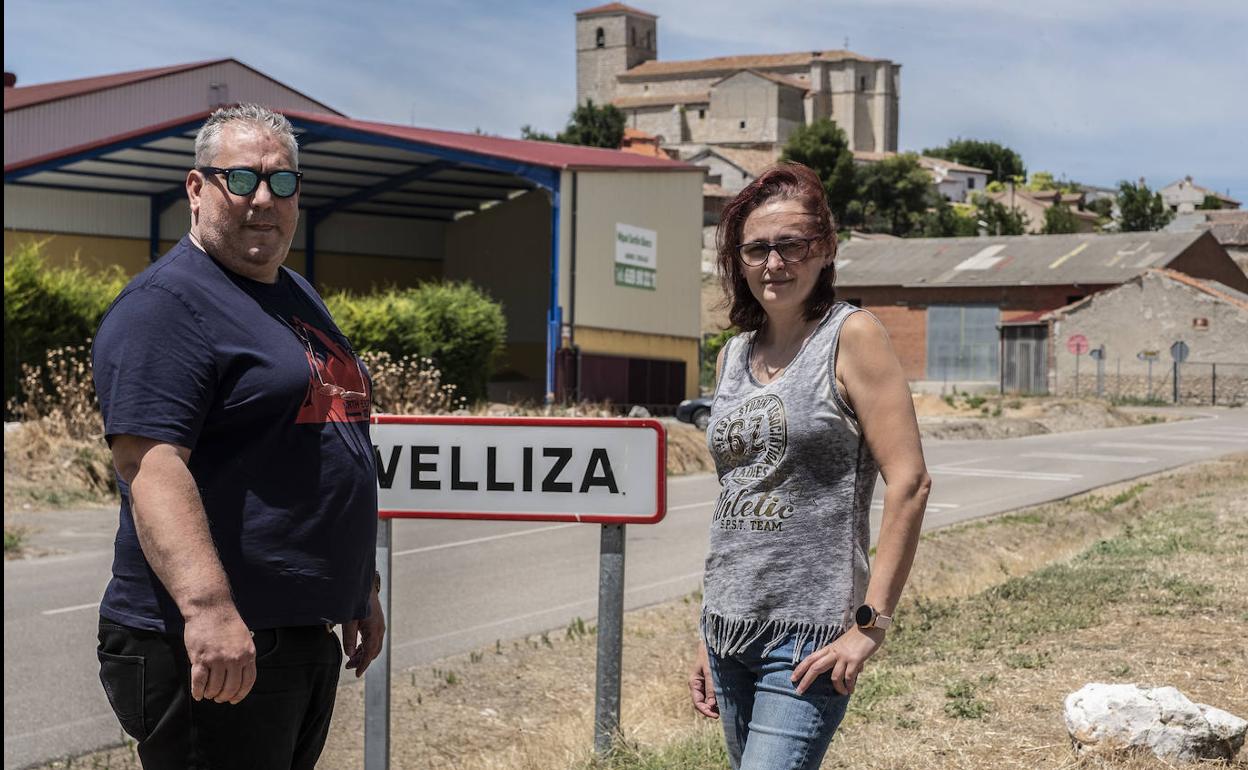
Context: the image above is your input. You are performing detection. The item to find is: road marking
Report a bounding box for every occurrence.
[42,601,99,616]
[1022,452,1155,464]
[1097,442,1208,452]
[395,524,578,556]
[668,500,714,512]
[1154,435,1247,444]
[928,466,1081,481]
[393,571,705,652]
[394,501,715,557]
[872,501,960,511]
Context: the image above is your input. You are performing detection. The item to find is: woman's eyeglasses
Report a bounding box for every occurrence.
[738,237,819,267]
[198,167,302,198]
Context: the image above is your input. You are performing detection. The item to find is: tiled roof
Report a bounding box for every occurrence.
[852,151,990,175]
[706,147,781,178]
[620,49,877,80]
[1148,268,1248,312]
[612,91,709,108]
[575,3,657,18]
[1198,211,1248,246]
[720,70,808,90]
[3,58,343,115]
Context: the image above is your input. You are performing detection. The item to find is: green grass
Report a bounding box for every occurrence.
[584,727,729,770]
[4,526,27,554]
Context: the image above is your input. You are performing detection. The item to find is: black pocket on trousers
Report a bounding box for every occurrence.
[98,650,147,741]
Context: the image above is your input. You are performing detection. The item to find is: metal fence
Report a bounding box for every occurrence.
[1056,359,1248,405]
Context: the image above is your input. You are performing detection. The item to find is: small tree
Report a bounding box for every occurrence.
[1086,197,1115,220]
[975,197,1027,236]
[780,118,859,227]
[921,199,980,237]
[1041,204,1080,234]
[923,138,1026,185]
[1198,194,1224,210]
[522,100,625,149]
[856,153,937,237]
[1117,180,1174,232]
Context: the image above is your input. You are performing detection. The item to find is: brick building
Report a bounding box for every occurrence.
[834,231,1247,391]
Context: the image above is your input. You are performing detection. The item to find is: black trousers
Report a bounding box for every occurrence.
[97,617,342,770]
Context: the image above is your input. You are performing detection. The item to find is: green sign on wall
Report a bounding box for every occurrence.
[615,223,657,290]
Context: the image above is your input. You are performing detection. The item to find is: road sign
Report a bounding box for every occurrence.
[1170,341,1190,363]
[371,415,666,523]
[1067,334,1089,355]
[366,415,668,768]
[1137,350,1159,361]
[1089,346,1104,361]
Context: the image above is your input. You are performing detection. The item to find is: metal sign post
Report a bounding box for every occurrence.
[1067,334,1089,396]
[364,416,667,768]
[1170,341,1190,404]
[594,524,626,754]
[364,518,392,770]
[1138,350,1159,400]
[1090,346,1105,398]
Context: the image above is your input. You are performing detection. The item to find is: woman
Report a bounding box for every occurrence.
[688,162,931,770]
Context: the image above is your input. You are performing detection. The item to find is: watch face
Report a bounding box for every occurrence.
[855,604,874,627]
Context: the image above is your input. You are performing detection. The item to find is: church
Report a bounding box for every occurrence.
[576,3,901,157]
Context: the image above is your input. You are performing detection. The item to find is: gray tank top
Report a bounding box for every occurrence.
[702,302,879,662]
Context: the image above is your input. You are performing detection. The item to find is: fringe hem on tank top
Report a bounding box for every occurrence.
[701,609,846,665]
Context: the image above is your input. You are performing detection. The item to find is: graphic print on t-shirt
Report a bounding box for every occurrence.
[289,315,370,424]
[708,394,793,534]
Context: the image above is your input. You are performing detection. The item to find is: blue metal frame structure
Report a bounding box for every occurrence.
[5,114,566,399]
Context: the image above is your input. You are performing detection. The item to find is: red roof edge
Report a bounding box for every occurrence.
[4,58,343,116]
[576,3,657,19]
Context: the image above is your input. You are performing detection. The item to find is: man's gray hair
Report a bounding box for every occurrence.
[193,104,299,168]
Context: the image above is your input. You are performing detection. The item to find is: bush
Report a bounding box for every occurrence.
[700,328,737,390]
[326,282,506,403]
[4,241,127,406]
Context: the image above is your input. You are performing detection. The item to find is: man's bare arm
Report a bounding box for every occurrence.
[111,435,256,704]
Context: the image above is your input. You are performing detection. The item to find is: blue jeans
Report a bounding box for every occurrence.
[708,635,851,770]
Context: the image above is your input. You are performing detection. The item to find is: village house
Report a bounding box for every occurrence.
[1160,175,1241,214]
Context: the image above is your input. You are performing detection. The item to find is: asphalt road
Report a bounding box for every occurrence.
[4,407,1247,769]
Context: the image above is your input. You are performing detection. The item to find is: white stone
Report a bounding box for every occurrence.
[1064,683,1247,762]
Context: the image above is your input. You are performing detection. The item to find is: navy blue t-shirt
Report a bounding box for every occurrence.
[92,236,377,633]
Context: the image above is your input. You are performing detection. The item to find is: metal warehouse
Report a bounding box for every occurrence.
[4,60,705,405]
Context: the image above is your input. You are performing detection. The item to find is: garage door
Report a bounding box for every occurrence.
[925,305,1000,381]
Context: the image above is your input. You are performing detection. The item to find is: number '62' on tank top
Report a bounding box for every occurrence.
[702,301,879,663]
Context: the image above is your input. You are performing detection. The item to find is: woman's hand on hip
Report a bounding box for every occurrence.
[689,641,719,719]
[790,626,885,696]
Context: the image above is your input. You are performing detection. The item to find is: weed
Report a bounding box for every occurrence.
[846,667,909,721]
[566,616,591,641]
[1107,662,1131,678]
[1005,651,1050,670]
[470,651,483,664]
[943,394,956,408]
[965,395,987,410]
[943,678,990,719]
[4,526,28,554]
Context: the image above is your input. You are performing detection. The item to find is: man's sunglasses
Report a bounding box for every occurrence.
[197,167,302,198]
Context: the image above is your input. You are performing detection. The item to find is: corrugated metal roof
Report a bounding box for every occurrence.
[3,59,342,115]
[835,231,1217,288]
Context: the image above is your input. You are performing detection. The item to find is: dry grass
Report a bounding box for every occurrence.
[34,456,1248,770]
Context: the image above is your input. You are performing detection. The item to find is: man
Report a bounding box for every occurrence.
[92,104,384,769]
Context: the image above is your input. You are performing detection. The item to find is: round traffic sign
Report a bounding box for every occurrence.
[1067,334,1089,355]
[1170,341,1190,363]
[1089,346,1104,361]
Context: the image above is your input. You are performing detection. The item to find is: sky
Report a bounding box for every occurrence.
[5,0,1247,202]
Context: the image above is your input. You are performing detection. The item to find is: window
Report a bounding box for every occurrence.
[739,120,746,129]
[925,305,1001,381]
[698,109,706,119]
[967,177,976,190]
[646,31,652,48]
[596,27,604,48]
[859,75,867,91]
[631,27,636,46]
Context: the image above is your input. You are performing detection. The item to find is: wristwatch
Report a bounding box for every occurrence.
[855,603,892,630]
